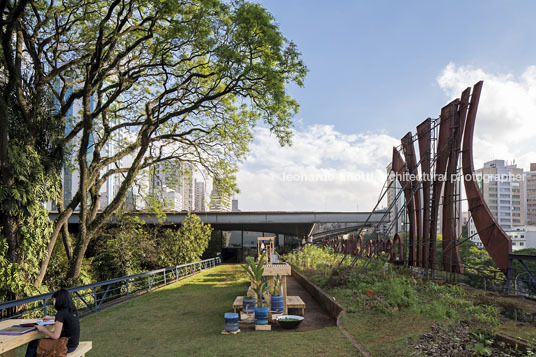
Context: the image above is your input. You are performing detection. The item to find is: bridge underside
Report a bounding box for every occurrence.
[54,211,387,237]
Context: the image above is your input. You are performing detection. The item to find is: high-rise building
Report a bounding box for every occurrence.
[469,160,526,247]
[210,181,232,212]
[232,199,240,212]
[194,180,206,211]
[478,160,525,229]
[526,163,536,225]
[180,162,195,211]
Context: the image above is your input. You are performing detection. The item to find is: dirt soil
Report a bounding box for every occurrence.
[414,322,531,356]
[239,276,336,333]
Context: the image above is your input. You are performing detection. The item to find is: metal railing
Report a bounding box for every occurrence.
[0,257,221,321]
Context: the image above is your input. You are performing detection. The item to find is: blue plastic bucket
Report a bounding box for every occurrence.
[242,297,255,314]
[254,306,269,325]
[271,295,284,313]
[224,312,239,332]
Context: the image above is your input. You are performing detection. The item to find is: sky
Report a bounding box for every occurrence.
[235,0,536,212]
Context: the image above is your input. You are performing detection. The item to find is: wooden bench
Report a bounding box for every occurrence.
[286,296,306,316]
[232,296,243,313]
[234,296,306,316]
[67,341,92,357]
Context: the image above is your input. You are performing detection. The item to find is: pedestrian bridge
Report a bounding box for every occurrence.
[49,211,388,236]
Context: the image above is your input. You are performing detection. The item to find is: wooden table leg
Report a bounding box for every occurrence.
[282,276,287,315]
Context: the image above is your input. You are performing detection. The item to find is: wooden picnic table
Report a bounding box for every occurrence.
[262,263,291,314]
[0,319,52,357]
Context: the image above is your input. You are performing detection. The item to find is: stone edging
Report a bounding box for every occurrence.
[495,333,534,352]
[291,268,371,357]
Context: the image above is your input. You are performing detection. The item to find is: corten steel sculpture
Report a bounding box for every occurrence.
[392,147,417,266]
[328,81,511,275]
[441,88,470,273]
[401,133,423,267]
[428,100,456,269]
[416,119,432,268]
[462,81,511,274]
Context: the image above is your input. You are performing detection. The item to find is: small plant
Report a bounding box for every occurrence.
[468,330,494,356]
[242,253,269,307]
[271,274,281,296]
[278,317,300,322]
[469,342,492,356]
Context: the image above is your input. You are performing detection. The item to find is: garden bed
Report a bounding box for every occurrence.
[285,245,536,356]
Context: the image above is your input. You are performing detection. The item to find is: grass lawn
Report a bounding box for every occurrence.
[328,287,436,357]
[18,264,357,356]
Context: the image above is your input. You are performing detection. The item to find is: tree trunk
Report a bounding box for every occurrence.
[34,195,79,287]
[58,188,74,260]
[62,224,74,260]
[68,233,90,281]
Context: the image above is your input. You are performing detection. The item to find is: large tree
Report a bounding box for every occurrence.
[0,0,306,292]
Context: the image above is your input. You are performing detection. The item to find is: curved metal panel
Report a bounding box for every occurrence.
[401,132,423,267]
[442,88,470,273]
[430,100,457,269]
[444,89,470,271]
[392,147,416,265]
[353,234,363,256]
[392,233,404,263]
[417,118,432,268]
[461,81,511,274]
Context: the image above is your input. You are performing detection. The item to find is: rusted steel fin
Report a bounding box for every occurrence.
[430,99,457,269]
[392,147,416,266]
[417,118,432,268]
[442,88,470,273]
[461,81,511,274]
[401,132,423,267]
[392,233,404,263]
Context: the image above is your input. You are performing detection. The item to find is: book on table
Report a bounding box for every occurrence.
[18,319,55,327]
[0,325,36,335]
[0,319,55,335]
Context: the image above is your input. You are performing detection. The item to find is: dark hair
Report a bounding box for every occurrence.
[52,289,77,315]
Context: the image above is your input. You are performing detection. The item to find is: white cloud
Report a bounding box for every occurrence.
[437,63,536,170]
[236,126,398,211]
[236,64,536,213]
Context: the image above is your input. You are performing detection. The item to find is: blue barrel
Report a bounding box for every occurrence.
[271,295,283,313]
[243,297,255,314]
[254,306,269,325]
[224,312,239,332]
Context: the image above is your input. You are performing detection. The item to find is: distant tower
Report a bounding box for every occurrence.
[194,180,206,212]
[210,180,231,212]
[469,160,526,247]
[232,199,240,212]
[526,163,536,225]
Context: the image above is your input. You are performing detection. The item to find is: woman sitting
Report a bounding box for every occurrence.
[25,289,80,356]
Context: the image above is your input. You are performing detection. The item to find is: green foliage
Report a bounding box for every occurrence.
[285,245,340,274]
[92,215,157,281]
[0,206,55,299]
[287,246,501,328]
[0,72,62,299]
[459,241,496,275]
[3,0,307,287]
[242,253,268,307]
[271,274,281,296]
[158,213,212,267]
[468,330,494,356]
